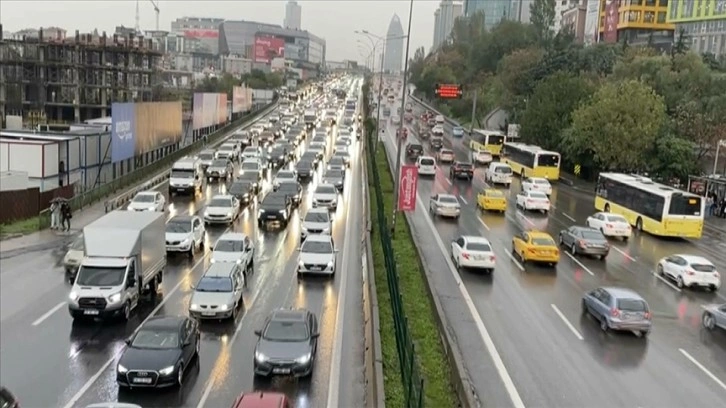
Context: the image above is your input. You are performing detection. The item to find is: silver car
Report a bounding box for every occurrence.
[582,287,652,337]
[558,226,610,259]
[702,303,726,331]
[189,263,244,320]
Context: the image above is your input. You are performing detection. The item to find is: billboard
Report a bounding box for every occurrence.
[111,102,183,162]
[217,93,228,125]
[232,86,252,113]
[183,29,219,38]
[398,165,418,212]
[111,103,136,163]
[193,93,204,129]
[254,36,285,63]
[604,0,619,43]
[193,93,228,129]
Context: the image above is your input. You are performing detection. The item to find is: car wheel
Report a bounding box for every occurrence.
[581,300,588,315]
[176,364,184,387]
[558,235,564,246]
[604,204,611,212]
[636,217,643,231]
[195,338,200,356]
[657,264,664,276]
[677,276,685,289]
[703,312,716,330]
[121,302,131,322]
[570,243,577,256]
[600,317,609,332]
[188,246,194,258]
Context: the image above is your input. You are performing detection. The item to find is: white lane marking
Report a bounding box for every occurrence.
[654,273,682,292]
[679,348,726,391]
[31,301,66,326]
[611,246,636,262]
[550,304,584,340]
[444,177,452,186]
[564,252,595,276]
[60,255,205,408]
[562,213,576,222]
[478,218,491,231]
[416,194,526,408]
[460,196,469,205]
[505,250,525,272]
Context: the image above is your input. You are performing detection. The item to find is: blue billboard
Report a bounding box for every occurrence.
[111,103,136,163]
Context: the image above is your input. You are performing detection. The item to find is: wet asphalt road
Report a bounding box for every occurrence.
[379,94,726,407]
[0,105,367,408]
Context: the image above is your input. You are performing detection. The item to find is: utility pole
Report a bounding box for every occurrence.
[469,89,477,134]
[374,45,385,153]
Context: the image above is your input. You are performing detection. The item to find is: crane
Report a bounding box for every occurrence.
[149,0,160,31]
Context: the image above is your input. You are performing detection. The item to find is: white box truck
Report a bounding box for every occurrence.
[68,211,167,321]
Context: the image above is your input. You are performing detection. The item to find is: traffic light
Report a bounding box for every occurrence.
[434,83,463,99]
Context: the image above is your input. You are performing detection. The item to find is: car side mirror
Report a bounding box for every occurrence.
[190,284,195,290]
[334,249,339,253]
[125,337,132,345]
[296,247,301,251]
[311,333,320,338]
[254,330,262,336]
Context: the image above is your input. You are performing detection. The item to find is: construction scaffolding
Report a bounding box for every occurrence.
[0,25,163,126]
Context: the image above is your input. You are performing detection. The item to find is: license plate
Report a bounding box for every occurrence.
[133,377,153,384]
[273,368,291,374]
[267,215,276,219]
[202,312,216,316]
[176,188,186,191]
[84,309,99,315]
[310,267,321,271]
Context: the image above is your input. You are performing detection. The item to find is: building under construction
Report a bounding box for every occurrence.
[0,24,163,127]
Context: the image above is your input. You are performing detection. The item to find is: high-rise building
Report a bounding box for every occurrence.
[284,1,302,30]
[554,0,582,33]
[560,1,588,43]
[384,14,405,73]
[433,1,463,50]
[509,0,533,24]
[667,0,726,56]
[170,17,223,54]
[598,0,673,49]
[463,0,511,30]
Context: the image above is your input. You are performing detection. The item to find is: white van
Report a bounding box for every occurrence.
[435,115,445,125]
[416,156,437,176]
[485,163,513,186]
[169,157,202,195]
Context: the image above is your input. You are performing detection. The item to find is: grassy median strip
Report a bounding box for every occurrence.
[368,143,457,407]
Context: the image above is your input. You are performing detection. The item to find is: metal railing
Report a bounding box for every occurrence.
[363,81,424,408]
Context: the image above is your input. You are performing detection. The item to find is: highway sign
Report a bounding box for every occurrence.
[398,165,418,212]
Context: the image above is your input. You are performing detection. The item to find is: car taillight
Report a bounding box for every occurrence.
[527,200,533,204]
[533,185,538,188]
[490,255,496,261]
[610,308,620,318]
[644,311,652,320]
[578,240,587,247]
[686,269,695,276]
[462,253,470,260]
[605,223,613,228]
[714,272,720,278]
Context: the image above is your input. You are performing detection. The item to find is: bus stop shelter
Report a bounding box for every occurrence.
[688,175,726,198]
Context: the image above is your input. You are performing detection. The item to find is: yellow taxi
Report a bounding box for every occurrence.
[512,231,560,266]
[476,189,507,213]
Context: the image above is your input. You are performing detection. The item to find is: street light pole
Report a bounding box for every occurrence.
[714,139,726,174]
[391,0,415,236]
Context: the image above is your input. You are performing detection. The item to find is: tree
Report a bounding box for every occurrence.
[529,0,556,45]
[673,97,726,160]
[563,80,666,172]
[648,134,699,180]
[496,47,545,113]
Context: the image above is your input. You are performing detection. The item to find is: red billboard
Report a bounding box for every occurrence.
[254,36,285,63]
[603,0,619,44]
[183,29,219,39]
[398,165,418,212]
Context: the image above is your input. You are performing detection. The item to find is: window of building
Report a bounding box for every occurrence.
[659,0,668,7]
[631,0,643,6]
[657,11,667,23]
[644,11,655,23]
[682,0,695,17]
[696,0,703,15]
[646,0,656,6]
[628,11,641,22]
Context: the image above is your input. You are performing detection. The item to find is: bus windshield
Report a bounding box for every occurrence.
[537,153,560,167]
[489,135,505,145]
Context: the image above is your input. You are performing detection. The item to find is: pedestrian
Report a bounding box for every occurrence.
[61,202,72,231]
[710,195,717,217]
[202,133,208,146]
[50,200,60,230]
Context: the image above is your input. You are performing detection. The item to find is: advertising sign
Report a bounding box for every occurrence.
[111,103,136,163]
[183,29,219,39]
[232,86,244,113]
[398,165,418,212]
[435,83,463,99]
[604,0,619,43]
[193,93,204,129]
[583,0,601,45]
[254,36,285,63]
[217,93,228,125]
[134,102,183,155]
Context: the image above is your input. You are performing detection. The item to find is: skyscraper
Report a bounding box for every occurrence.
[433,0,463,51]
[384,14,404,73]
[463,0,511,30]
[284,1,302,30]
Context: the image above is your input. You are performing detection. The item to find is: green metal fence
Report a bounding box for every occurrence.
[363,80,425,408]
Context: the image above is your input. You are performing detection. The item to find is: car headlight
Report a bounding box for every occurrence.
[299,260,305,268]
[107,292,122,304]
[148,207,156,211]
[295,353,312,364]
[255,350,268,362]
[204,211,210,217]
[159,365,175,376]
[327,261,334,268]
[69,291,79,302]
[117,364,128,374]
[190,303,201,310]
[227,212,233,217]
[322,227,330,234]
[219,304,229,311]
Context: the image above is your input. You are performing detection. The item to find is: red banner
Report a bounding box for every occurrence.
[183,29,219,39]
[604,0,619,44]
[254,36,285,63]
[398,165,418,212]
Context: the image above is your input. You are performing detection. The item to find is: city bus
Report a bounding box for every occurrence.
[501,142,561,180]
[468,129,506,157]
[595,173,704,238]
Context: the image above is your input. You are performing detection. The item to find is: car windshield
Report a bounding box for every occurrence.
[486,190,504,197]
[439,196,458,204]
[219,146,234,152]
[211,160,228,167]
[132,329,179,349]
[278,171,295,179]
[317,186,337,194]
[302,240,333,254]
[606,215,628,223]
[457,163,473,169]
[420,158,434,165]
[298,161,313,169]
[196,276,233,292]
[278,183,299,194]
[691,263,716,272]
[532,238,555,246]
[330,158,344,165]
[263,320,309,342]
[171,169,194,178]
[530,192,547,199]
[617,298,647,312]
[242,162,259,170]
[581,230,604,240]
[466,243,491,251]
[133,194,154,203]
[198,153,214,160]
[76,266,125,286]
[214,239,244,252]
[265,194,287,205]
[494,166,512,174]
[409,145,423,151]
[305,212,329,223]
[325,171,344,178]
[534,179,550,185]
[441,150,453,155]
[209,198,232,207]
[229,182,250,195]
[166,220,191,233]
[244,148,258,154]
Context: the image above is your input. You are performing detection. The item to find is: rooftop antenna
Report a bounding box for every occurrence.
[135,0,140,32]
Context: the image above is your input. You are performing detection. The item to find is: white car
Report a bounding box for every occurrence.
[297,234,337,276]
[416,156,437,176]
[657,255,720,291]
[261,120,273,130]
[301,208,332,240]
[312,184,339,210]
[429,193,461,219]
[435,114,445,125]
[204,195,240,225]
[240,159,263,175]
[250,124,264,136]
[334,141,349,154]
[165,215,205,256]
[437,149,455,163]
[391,116,401,125]
[586,212,632,240]
[521,177,552,195]
[471,148,493,165]
[211,232,254,273]
[485,163,513,186]
[216,144,238,161]
[269,114,280,123]
[432,125,445,136]
[451,236,496,273]
[515,190,550,213]
[273,170,297,190]
[337,135,353,146]
[242,146,263,160]
[127,191,165,212]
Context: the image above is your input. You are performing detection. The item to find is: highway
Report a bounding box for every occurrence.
[0,92,367,408]
[377,89,726,407]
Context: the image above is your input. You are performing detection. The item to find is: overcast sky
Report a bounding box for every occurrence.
[0,0,438,63]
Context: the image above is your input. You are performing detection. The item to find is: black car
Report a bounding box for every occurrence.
[296,160,315,182]
[283,133,300,147]
[406,143,424,160]
[450,161,475,180]
[117,316,200,389]
[0,387,19,408]
[301,151,321,168]
[277,180,303,207]
[238,170,262,194]
[276,141,297,160]
[322,169,345,191]
[253,309,319,378]
[332,152,351,167]
[258,191,293,228]
[430,136,444,150]
[229,180,255,205]
[269,147,289,168]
